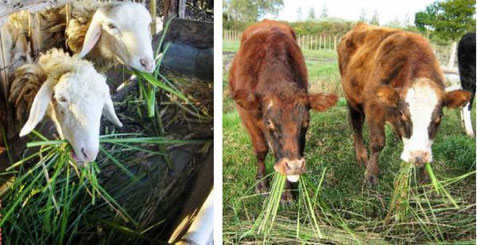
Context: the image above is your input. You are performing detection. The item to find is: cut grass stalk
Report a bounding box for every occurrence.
[387,162,415,222]
[425,162,459,208]
[247,171,331,243]
[250,173,286,238]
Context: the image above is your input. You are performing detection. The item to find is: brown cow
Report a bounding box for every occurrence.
[229,20,337,201]
[338,23,471,186]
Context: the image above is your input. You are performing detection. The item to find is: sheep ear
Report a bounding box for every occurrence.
[19,79,55,137]
[79,18,102,58]
[103,94,122,127]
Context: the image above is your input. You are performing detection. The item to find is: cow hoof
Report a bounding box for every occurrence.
[357,151,368,166]
[364,173,378,187]
[255,181,269,194]
[280,190,294,205]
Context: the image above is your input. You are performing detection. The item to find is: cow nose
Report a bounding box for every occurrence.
[139,58,154,72]
[410,151,430,165]
[284,158,306,175]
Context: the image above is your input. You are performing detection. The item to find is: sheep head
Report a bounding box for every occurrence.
[79,2,155,73]
[18,49,122,164]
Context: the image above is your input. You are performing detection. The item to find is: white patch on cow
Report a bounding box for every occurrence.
[267,100,274,110]
[461,102,475,137]
[400,80,438,163]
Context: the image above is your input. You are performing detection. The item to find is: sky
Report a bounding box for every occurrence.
[267,0,437,25]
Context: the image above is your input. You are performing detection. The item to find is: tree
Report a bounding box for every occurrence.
[320,4,328,19]
[370,10,379,25]
[415,0,476,41]
[403,13,411,27]
[225,0,284,22]
[359,8,367,22]
[415,0,475,67]
[308,7,316,20]
[387,17,401,27]
[296,6,303,21]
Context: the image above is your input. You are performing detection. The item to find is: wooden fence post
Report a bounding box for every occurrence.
[319,35,322,50]
[150,0,156,34]
[334,36,337,50]
[178,0,186,18]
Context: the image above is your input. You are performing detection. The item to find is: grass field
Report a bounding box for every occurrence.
[222,40,476,243]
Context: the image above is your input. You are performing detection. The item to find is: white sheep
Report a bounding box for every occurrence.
[7,1,155,73]
[10,48,122,163]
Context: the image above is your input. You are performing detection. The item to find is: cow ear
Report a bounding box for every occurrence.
[19,79,55,137]
[308,93,338,112]
[233,89,260,110]
[443,90,471,108]
[79,16,103,58]
[376,86,399,108]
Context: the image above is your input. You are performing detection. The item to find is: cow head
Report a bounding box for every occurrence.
[378,78,470,166]
[234,89,337,182]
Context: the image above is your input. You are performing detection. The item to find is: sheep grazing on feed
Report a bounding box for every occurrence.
[7,1,155,73]
[10,49,123,164]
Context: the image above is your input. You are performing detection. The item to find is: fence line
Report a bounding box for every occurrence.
[223,30,342,51]
[223,29,457,68]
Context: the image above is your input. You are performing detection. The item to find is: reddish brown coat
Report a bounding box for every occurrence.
[229,20,337,199]
[338,23,470,185]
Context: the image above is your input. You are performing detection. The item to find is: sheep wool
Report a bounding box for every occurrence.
[9,49,95,125]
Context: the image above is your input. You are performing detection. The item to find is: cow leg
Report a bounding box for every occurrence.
[348,104,368,165]
[365,118,385,187]
[238,108,269,193]
[462,102,474,138]
[419,166,430,184]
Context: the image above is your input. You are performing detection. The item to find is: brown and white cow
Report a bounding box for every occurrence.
[338,23,471,185]
[229,20,337,201]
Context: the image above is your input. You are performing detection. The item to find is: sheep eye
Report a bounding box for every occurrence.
[57,96,67,103]
[107,23,117,29]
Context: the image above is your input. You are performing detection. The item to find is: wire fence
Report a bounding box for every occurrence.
[224,29,458,68]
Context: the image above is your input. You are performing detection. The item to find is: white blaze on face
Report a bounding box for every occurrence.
[400,81,438,164]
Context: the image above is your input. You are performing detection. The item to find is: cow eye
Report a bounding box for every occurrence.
[266,120,272,126]
[400,110,407,120]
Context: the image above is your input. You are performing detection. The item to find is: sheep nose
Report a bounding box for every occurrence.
[81,148,90,160]
[80,147,98,163]
[140,58,154,72]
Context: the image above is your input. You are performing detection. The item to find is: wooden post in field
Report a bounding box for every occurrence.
[319,35,322,50]
[150,0,156,34]
[448,41,457,67]
[29,13,42,57]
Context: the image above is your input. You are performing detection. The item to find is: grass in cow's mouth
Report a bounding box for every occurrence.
[248,172,286,240]
[385,161,475,241]
[387,162,415,221]
[242,169,370,243]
